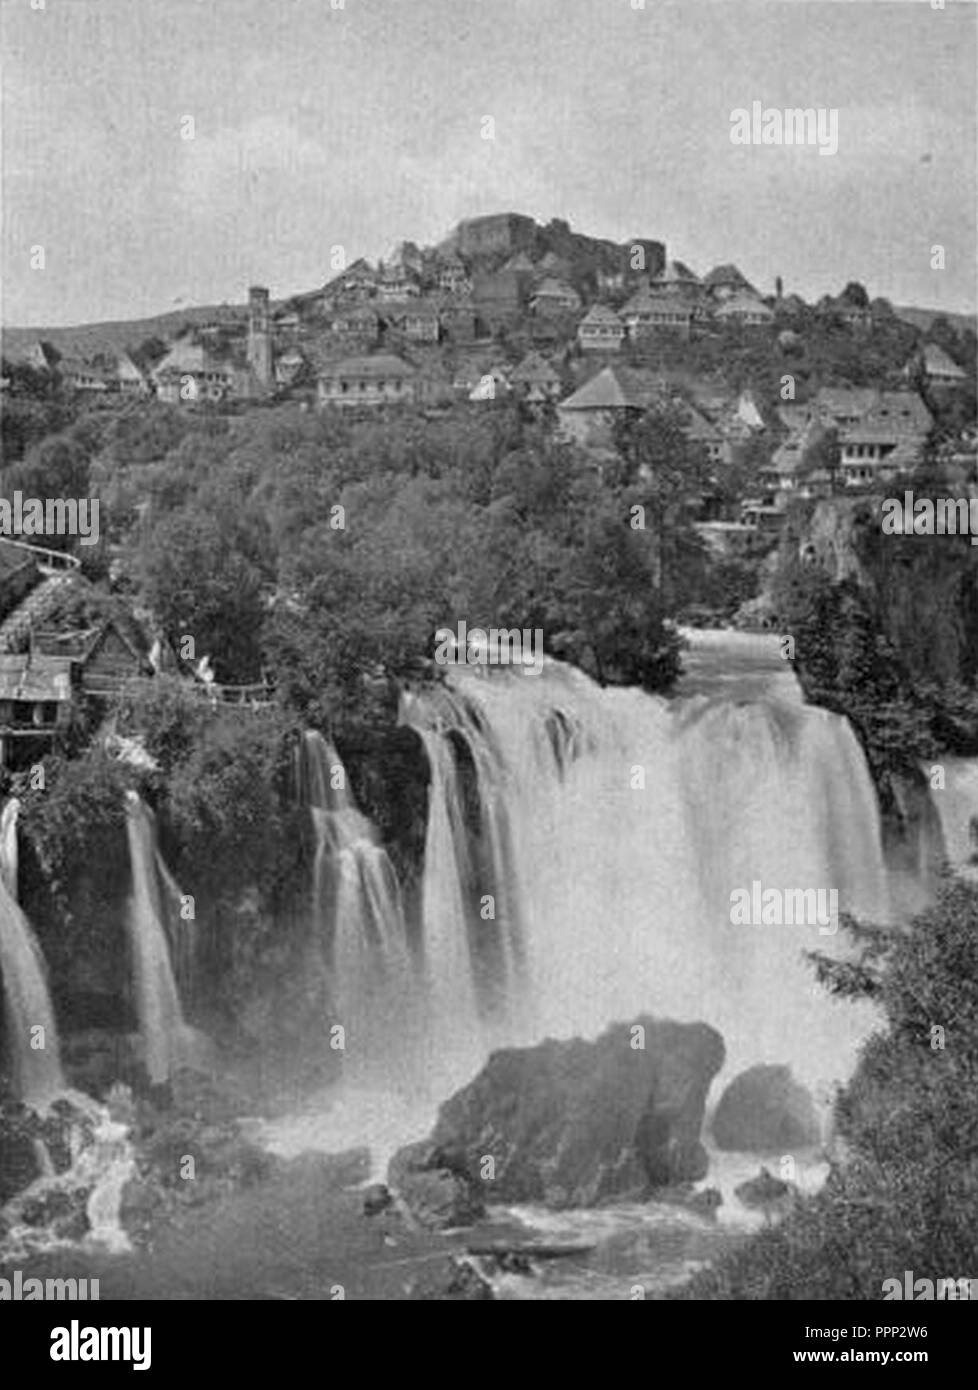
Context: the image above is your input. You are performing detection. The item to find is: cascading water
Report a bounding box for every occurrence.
[401,632,891,1109]
[124,791,202,1086]
[266,634,895,1169]
[925,756,978,879]
[0,798,65,1107]
[300,732,413,1068]
[259,735,421,1161]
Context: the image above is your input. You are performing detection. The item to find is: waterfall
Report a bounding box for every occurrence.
[299,732,413,1070]
[124,792,202,1085]
[400,635,891,1106]
[0,799,65,1107]
[925,757,978,879]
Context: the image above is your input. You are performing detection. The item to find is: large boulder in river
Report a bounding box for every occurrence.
[387,1140,486,1230]
[711,1064,820,1152]
[390,1018,724,1211]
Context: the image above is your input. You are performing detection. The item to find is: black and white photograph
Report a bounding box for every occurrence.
[0,0,976,1346]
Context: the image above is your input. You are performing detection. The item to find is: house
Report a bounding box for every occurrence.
[904,343,968,387]
[764,418,835,501]
[59,358,111,392]
[10,341,58,374]
[510,351,562,401]
[152,341,235,403]
[375,265,420,302]
[317,354,417,408]
[436,253,471,296]
[650,261,703,300]
[557,365,653,445]
[775,388,933,491]
[703,264,758,301]
[331,303,381,343]
[33,616,152,696]
[713,293,774,328]
[0,654,74,767]
[115,353,149,395]
[273,306,302,336]
[329,258,378,302]
[400,302,441,345]
[577,304,625,352]
[819,296,873,331]
[633,293,695,337]
[836,396,933,486]
[530,277,582,315]
[621,287,659,337]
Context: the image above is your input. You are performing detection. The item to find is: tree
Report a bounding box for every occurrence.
[840,281,869,309]
[138,507,270,683]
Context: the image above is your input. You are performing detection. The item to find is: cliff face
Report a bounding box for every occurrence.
[786,493,978,688]
[796,496,878,586]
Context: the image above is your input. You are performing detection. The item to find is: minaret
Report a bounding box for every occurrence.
[247,285,272,386]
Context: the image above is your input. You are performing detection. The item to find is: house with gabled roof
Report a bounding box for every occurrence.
[529,277,582,315]
[331,302,381,343]
[376,263,420,302]
[329,258,378,303]
[152,342,236,403]
[772,387,933,492]
[577,304,625,352]
[904,343,968,387]
[713,293,774,327]
[510,351,562,401]
[703,264,757,301]
[0,653,75,766]
[628,290,695,337]
[557,365,655,444]
[115,352,150,395]
[317,353,417,408]
[650,261,703,299]
[59,358,112,392]
[33,615,153,696]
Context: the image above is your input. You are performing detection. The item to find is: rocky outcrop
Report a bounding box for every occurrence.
[387,1141,486,1230]
[389,1018,724,1214]
[711,1064,820,1152]
[0,1098,92,1204]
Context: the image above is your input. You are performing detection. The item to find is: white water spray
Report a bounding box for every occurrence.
[124,792,203,1085]
[0,798,65,1107]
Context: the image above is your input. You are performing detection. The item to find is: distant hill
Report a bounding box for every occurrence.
[0,301,254,362]
[893,305,976,337]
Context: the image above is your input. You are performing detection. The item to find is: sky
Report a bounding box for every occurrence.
[1,0,976,327]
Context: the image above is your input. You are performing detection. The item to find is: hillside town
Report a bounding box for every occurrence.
[4,212,973,577]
